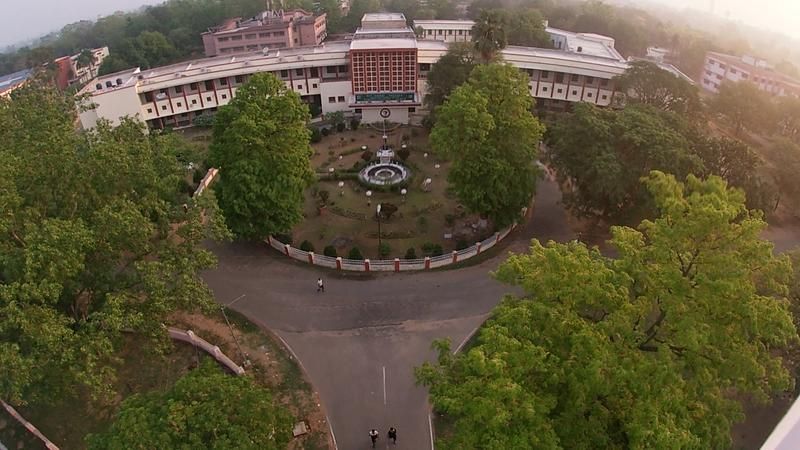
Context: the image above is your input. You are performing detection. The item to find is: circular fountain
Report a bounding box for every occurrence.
[358,136,411,187]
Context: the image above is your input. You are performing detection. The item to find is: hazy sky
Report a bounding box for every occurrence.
[2,0,800,48]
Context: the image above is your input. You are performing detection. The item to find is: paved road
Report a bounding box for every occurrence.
[202,177,574,450]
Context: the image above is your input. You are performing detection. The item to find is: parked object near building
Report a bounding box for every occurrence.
[78,13,629,130]
[701,51,800,97]
[202,9,327,57]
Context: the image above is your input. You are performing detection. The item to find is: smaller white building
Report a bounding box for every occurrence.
[413,19,474,42]
[701,51,800,97]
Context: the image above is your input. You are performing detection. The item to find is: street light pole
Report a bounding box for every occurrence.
[376,203,382,258]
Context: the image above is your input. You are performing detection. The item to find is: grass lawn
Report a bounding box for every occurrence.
[294,126,496,260]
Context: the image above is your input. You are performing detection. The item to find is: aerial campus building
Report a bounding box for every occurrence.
[701,51,800,97]
[78,13,631,130]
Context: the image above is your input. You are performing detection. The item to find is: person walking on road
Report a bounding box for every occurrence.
[369,429,379,448]
[388,427,397,444]
[317,278,324,293]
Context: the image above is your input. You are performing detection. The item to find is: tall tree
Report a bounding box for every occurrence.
[472,10,507,61]
[709,81,773,136]
[424,42,476,113]
[418,171,797,449]
[431,64,544,227]
[547,103,701,222]
[0,81,228,405]
[87,361,293,449]
[775,96,800,143]
[209,73,313,239]
[615,60,701,115]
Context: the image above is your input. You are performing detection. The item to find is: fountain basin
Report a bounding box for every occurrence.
[358,161,410,187]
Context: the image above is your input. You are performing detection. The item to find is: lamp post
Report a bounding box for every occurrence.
[366,190,372,206]
[376,203,382,258]
[400,188,407,203]
[338,181,345,196]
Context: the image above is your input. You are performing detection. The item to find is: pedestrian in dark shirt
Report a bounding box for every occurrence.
[388,426,397,444]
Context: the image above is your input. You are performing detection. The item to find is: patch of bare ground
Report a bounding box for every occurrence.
[169,311,333,450]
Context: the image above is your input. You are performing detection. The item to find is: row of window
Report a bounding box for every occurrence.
[536,85,609,100]
[218,31,285,42]
[525,69,609,86]
[328,96,347,103]
[145,93,230,114]
[425,29,469,36]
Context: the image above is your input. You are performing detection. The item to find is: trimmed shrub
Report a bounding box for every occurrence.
[323,245,338,257]
[421,242,443,257]
[350,118,360,130]
[361,150,373,161]
[348,247,364,260]
[318,189,330,204]
[456,239,469,250]
[417,216,428,232]
[310,127,322,143]
[336,122,346,133]
[432,244,444,256]
[321,127,330,136]
[404,247,417,259]
[379,202,398,220]
[379,242,391,258]
[299,240,315,252]
[274,233,292,245]
[445,214,456,227]
[397,147,410,161]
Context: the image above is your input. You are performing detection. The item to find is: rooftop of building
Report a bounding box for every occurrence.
[204,9,320,35]
[412,19,475,27]
[362,13,406,22]
[350,37,417,50]
[707,51,800,86]
[545,26,623,62]
[0,68,34,95]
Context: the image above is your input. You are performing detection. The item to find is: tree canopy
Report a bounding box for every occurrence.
[431,64,544,227]
[209,73,313,240]
[472,10,508,61]
[615,60,701,115]
[709,81,772,136]
[0,80,228,405]
[418,171,797,449]
[87,361,293,449]
[424,42,476,113]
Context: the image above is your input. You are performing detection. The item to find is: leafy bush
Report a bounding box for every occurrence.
[432,244,444,256]
[456,238,469,250]
[379,242,391,258]
[318,189,330,204]
[397,147,410,161]
[323,245,338,257]
[192,113,215,128]
[361,150,373,161]
[445,214,456,227]
[350,118,360,130]
[379,202,398,220]
[336,122,346,133]
[405,247,417,259]
[299,240,315,252]
[310,127,322,143]
[274,233,292,245]
[321,127,330,136]
[348,247,364,260]
[417,215,428,232]
[422,242,443,257]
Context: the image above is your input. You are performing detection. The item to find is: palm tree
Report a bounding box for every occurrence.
[472,10,507,62]
[76,49,95,69]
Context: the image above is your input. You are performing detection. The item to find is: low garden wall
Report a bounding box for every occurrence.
[266,223,517,272]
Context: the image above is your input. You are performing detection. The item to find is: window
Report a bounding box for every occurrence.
[160,88,166,94]
[337,96,345,102]
[207,96,212,101]
[571,74,579,82]
[427,30,432,35]
[557,88,563,94]
[221,94,227,99]
[144,92,154,102]
[297,84,303,89]
[191,99,197,105]
[176,102,182,107]
[162,105,168,110]
[555,73,564,83]
[338,65,348,73]
[147,108,153,113]
[205,80,214,90]
[354,108,362,113]
[219,37,229,42]
[587,92,593,98]
[232,47,244,52]
[275,31,285,36]
[310,67,319,77]
[231,35,242,41]
[420,63,431,71]
[409,107,416,112]
[235,75,244,84]
[296,68,304,76]
[586,77,594,84]
[602,95,608,100]
[312,83,317,88]
[281,70,288,78]
[326,66,337,74]
[328,96,336,103]
[540,71,549,79]
[174,85,183,93]
[542,87,548,92]
[219,78,228,86]
[600,79,608,87]
[438,30,443,35]
[294,38,298,44]
[572,90,578,95]
[448,30,453,35]
[245,33,256,39]
[190,82,198,90]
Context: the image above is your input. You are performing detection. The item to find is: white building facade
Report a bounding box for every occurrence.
[79,14,629,130]
[701,51,800,97]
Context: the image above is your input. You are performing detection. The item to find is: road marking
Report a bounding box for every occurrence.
[429,412,435,450]
[382,366,387,405]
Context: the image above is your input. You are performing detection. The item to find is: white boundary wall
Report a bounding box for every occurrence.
[266,223,517,272]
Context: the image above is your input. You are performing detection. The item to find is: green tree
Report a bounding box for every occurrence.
[547,103,701,221]
[431,64,544,227]
[767,139,800,213]
[87,361,293,449]
[615,60,701,115]
[504,8,551,48]
[424,42,476,113]
[710,81,773,136]
[0,81,228,405]
[775,96,800,142]
[76,48,95,69]
[472,10,507,61]
[209,73,313,239]
[418,171,797,449]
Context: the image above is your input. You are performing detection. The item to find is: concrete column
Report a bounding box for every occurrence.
[308,252,315,264]
[364,259,370,272]
[452,250,458,263]
[284,244,291,256]
[424,257,431,269]
[495,232,500,244]
[475,242,482,254]
[394,258,400,272]
[336,257,342,270]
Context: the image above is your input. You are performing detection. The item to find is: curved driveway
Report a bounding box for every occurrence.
[202,178,574,449]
